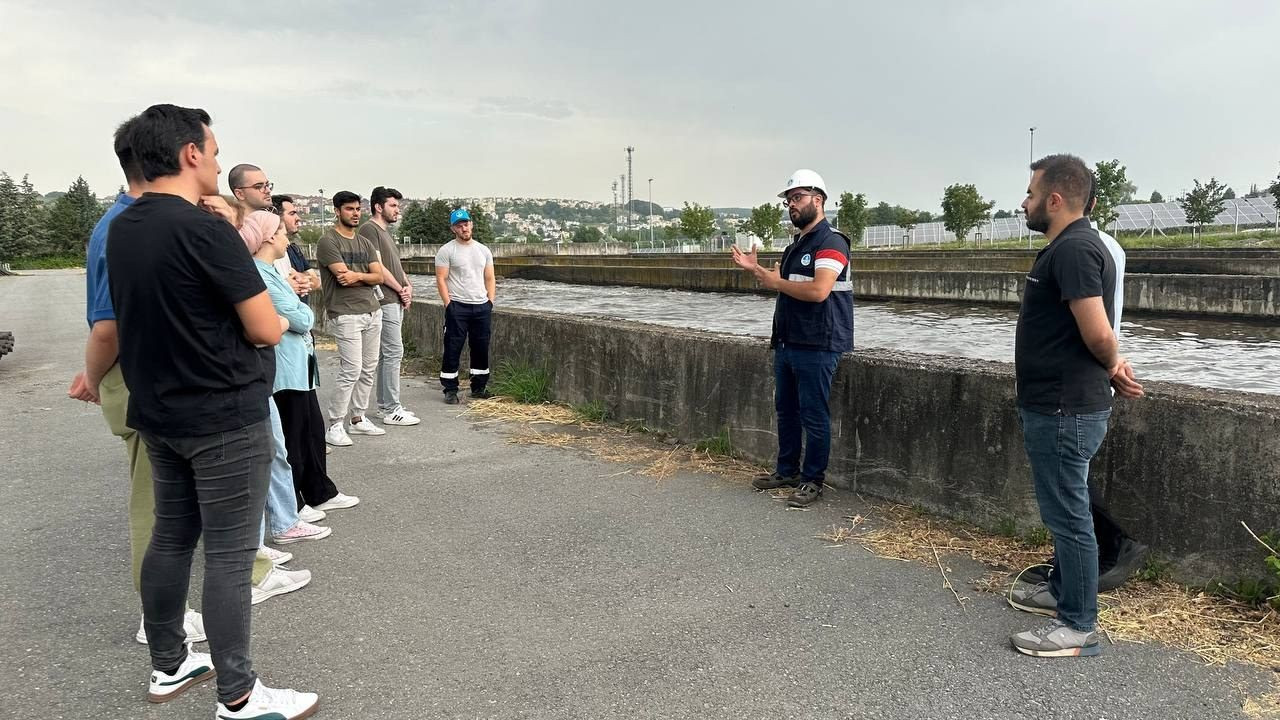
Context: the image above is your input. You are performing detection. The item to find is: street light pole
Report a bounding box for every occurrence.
[1028,127,1036,170]
[318,188,326,228]
[648,178,654,245]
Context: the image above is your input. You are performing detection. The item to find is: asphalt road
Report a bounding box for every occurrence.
[0,269,1268,720]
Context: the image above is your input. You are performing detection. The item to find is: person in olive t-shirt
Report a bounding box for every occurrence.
[316,190,387,447]
[357,186,419,427]
[1006,153,1143,661]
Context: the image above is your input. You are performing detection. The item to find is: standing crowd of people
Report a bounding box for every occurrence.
[68,103,496,719]
[68,102,1150,719]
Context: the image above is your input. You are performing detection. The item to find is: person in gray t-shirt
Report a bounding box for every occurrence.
[434,207,496,403]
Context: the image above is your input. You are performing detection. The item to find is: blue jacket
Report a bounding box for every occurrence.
[770,219,854,352]
[256,260,317,392]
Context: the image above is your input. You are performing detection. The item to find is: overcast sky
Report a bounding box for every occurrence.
[3,1,1278,212]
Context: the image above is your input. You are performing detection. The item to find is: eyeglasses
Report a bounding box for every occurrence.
[236,181,273,193]
[783,191,821,206]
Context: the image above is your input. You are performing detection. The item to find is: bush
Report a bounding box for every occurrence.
[489,359,551,404]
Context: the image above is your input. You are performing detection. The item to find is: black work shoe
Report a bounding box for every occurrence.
[787,481,823,507]
[443,391,460,405]
[471,389,493,400]
[1021,559,1055,585]
[1098,539,1149,592]
[752,472,800,490]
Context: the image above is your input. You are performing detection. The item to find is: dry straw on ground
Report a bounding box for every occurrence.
[464,396,1280,674]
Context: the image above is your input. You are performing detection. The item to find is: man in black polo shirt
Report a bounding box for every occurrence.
[732,169,854,508]
[108,104,317,718]
[1006,153,1142,659]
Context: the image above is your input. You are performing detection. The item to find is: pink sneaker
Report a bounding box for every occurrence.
[271,521,332,545]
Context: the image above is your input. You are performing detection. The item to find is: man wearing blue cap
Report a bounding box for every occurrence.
[435,207,496,404]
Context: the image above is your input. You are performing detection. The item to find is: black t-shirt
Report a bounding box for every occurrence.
[1014,217,1116,414]
[107,193,274,436]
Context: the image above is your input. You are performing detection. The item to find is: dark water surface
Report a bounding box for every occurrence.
[410,276,1280,395]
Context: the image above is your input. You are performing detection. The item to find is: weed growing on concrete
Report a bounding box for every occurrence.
[993,517,1018,538]
[572,401,609,423]
[694,427,734,457]
[1023,526,1051,546]
[1136,555,1173,583]
[490,359,551,404]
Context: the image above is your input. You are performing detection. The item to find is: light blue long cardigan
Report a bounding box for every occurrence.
[256,259,317,392]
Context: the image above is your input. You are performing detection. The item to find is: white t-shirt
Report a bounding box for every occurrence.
[435,239,494,304]
[1091,221,1125,337]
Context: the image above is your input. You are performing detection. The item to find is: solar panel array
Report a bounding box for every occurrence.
[858,197,1279,247]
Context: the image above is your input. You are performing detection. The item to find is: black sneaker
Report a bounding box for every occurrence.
[443,391,460,405]
[1021,559,1055,585]
[752,471,800,490]
[1098,538,1148,592]
[471,389,493,400]
[787,481,823,507]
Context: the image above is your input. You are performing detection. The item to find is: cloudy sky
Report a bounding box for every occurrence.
[3,1,1278,213]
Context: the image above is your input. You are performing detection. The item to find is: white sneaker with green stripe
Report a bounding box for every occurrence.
[146,645,215,703]
[215,679,318,719]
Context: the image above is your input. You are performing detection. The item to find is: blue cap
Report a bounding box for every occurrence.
[450,208,472,225]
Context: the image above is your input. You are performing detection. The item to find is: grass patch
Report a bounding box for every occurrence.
[8,253,86,270]
[572,400,610,423]
[992,517,1019,538]
[693,427,734,457]
[489,359,552,404]
[1023,526,1052,547]
[1136,555,1174,583]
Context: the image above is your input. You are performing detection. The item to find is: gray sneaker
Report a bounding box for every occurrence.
[751,472,800,490]
[1008,582,1058,618]
[1011,619,1102,657]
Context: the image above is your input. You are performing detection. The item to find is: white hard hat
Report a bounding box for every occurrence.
[778,169,827,199]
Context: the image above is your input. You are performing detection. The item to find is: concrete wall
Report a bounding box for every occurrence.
[402,259,1279,319]
[399,300,1280,582]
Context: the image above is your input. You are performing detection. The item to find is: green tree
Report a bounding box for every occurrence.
[1178,177,1229,235]
[1149,190,1164,203]
[571,225,604,243]
[423,199,454,244]
[836,192,868,245]
[868,201,896,226]
[396,201,430,242]
[940,183,995,244]
[297,227,323,245]
[1223,186,1236,200]
[993,209,1013,219]
[1269,169,1280,215]
[1092,159,1137,230]
[45,177,102,257]
[678,202,716,242]
[0,173,50,259]
[742,203,783,247]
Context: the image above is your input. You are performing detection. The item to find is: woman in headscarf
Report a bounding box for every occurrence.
[241,211,360,526]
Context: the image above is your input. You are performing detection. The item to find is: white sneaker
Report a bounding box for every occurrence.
[348,417,386,436]
[214,678,318,719]
[251,566,312,605]
[259,545,294,566]
[324,422,352,447]
[135,609,207,645]
[146,645,214,703]
[297,505,327,523]
[379,406,421,426]
[313,492,360,512]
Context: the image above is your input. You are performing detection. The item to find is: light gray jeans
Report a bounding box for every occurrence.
[376,302,404,413]
[327,309,382,424]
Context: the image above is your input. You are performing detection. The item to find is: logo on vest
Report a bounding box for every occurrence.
[801,253,812,267]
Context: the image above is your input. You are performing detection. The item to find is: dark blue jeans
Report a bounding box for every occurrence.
[440,301,492,394]
[774,346,842,483]
[140,420,271,703]
[1019,407,1111,632]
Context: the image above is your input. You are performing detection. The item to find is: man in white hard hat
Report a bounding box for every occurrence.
[731,169,854,508]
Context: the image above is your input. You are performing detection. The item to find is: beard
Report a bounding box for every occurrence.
[339,215,359,228]
[1025,199,1050,234]
[790,203,818,229]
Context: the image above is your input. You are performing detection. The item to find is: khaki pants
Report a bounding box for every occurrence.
[98,363,271,590]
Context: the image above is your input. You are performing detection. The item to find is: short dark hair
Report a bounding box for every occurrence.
[112,115,145,186]
[271,194,295,213]
[370,186,403,213]
[1084,173,1098,217]
[1029,153,1092,211]
[332,190,360,209]
[228,163,261,191]
[126,104,212,182]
